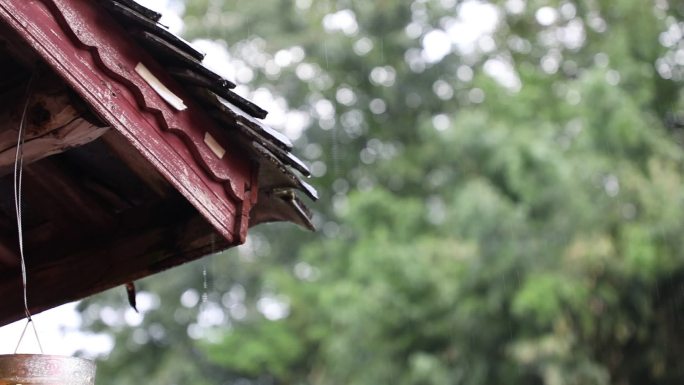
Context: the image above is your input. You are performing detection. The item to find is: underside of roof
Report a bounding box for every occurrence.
[0,0,316,326]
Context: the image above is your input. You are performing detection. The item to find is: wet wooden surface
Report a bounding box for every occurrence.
[0,0,316,326]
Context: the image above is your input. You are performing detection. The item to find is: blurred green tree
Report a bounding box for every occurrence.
[80,0,684,384]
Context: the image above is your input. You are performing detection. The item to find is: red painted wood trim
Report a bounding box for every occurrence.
[0,0,257,242]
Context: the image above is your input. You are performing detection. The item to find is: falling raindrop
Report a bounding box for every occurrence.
[201,265,208,304]
[332,122,340,178]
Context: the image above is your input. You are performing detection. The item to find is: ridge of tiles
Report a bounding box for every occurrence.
[99,0,317,230]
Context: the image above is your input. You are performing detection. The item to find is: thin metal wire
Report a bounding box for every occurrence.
[13,71,43,354]
[13,318,42,354]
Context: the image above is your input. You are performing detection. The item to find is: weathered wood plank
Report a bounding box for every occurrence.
[0,213,230,327]
[0,118,108,176]
[100,130,172,198]
[0,73,109,176]
[22,159,115,230]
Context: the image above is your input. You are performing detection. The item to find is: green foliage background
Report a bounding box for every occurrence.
[80,0,684,384]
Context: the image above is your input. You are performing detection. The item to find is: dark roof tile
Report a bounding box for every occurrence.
[101,0,204,61]
[103,0,162,22]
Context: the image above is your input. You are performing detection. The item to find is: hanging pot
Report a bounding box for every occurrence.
[0,354,95,385]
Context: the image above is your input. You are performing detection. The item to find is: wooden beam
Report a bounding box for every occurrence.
[21,158,116,231]
[0,212,230,327]
[0,72,75,137]
[0,75,108,176]
[100,130,172,198]
[0,118,108,175]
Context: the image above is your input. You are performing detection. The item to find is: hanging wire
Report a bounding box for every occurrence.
[13,71,43,354]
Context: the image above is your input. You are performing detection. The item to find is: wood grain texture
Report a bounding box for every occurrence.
[0,0,257,242]
[0,212,230,327]
[0,0,259,325]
